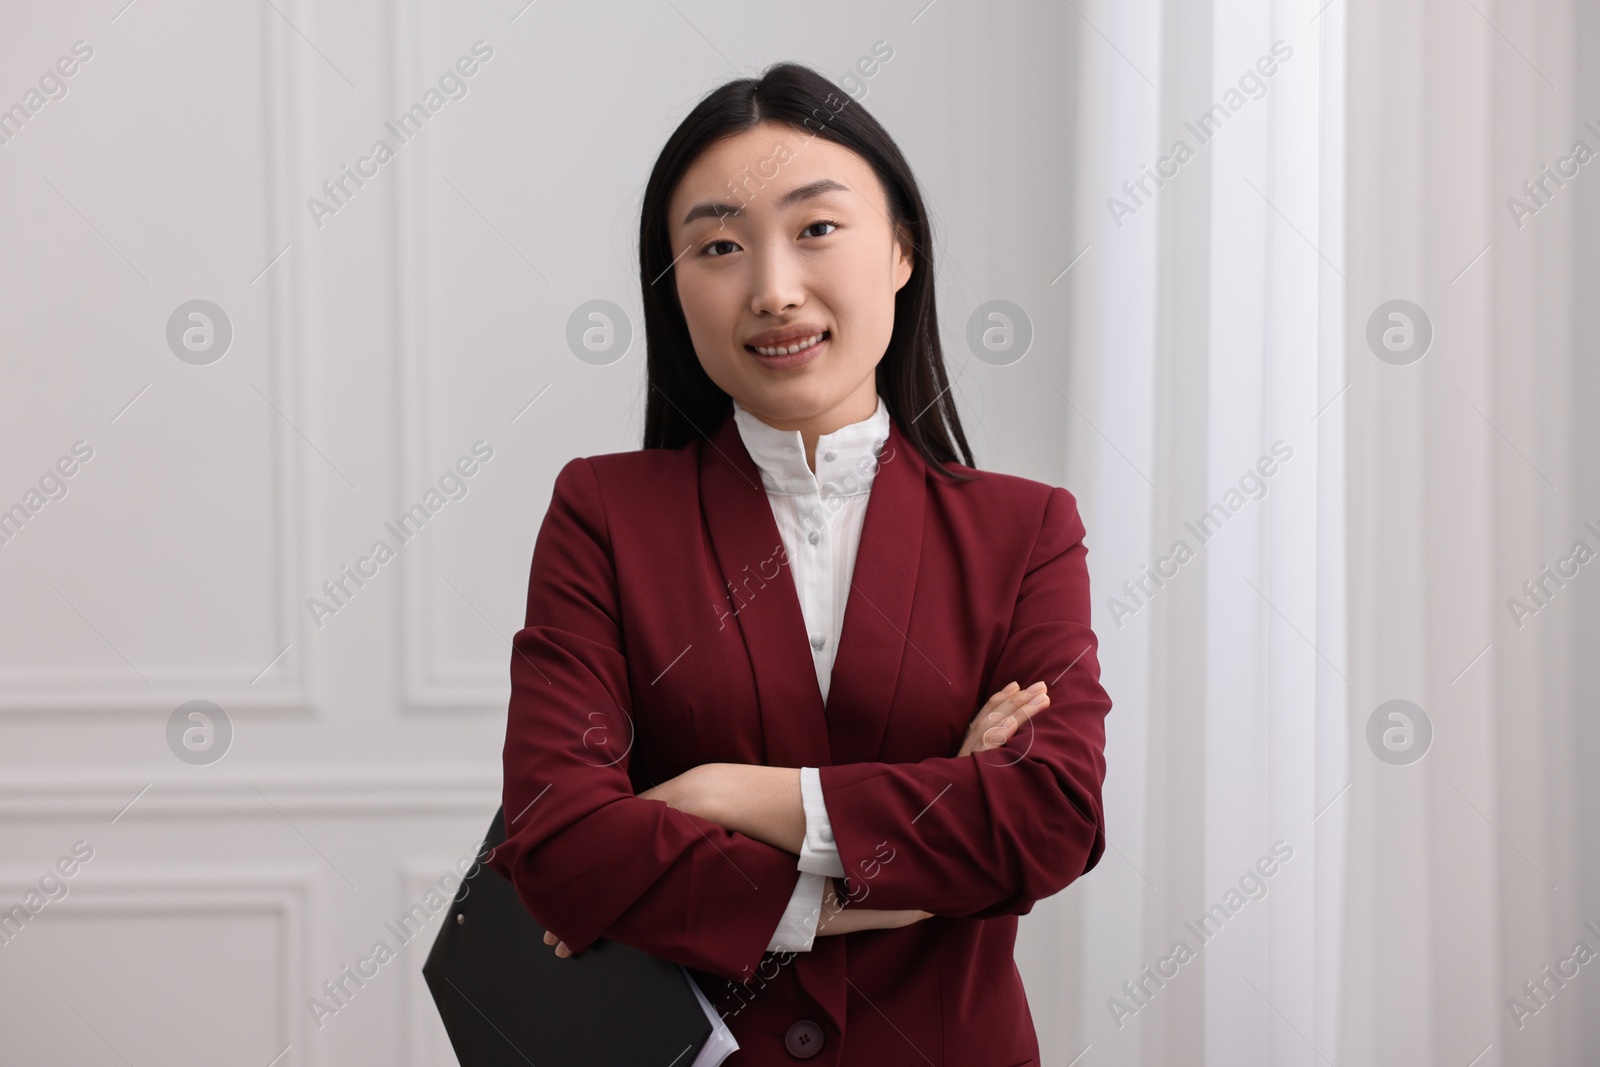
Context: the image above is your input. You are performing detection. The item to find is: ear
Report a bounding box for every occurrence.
[891,222,915,293]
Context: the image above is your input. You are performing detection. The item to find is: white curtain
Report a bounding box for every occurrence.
[1045,1,1596,1064]
[1340,0,1590,1064]
[1052,1,1348,1063]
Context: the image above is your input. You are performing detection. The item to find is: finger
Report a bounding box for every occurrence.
[991,680,1022,704]
[982,698,1027,739]
[973,682,1021,724]
[982,695,1049,749]
[543,931,556,946]
[1012,690,1050,727]
[961,714,1008,756]
[979,718,1014,749]
[965,683,1024,743]
[991,702,1047,749]
[988,681,1045,722]
[555,941,571,958]
[996,686,1049,727]
[960,683,1041,757]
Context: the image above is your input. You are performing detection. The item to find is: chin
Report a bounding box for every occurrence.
[737,378,840,417]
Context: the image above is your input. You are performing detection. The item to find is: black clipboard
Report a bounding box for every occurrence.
[422,805,719,1066]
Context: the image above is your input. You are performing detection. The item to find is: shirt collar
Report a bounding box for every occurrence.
[731,392,892,498]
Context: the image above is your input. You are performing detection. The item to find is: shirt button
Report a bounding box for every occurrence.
[810,632,825,651]
[807,530,820,545]
[823,450,837,462]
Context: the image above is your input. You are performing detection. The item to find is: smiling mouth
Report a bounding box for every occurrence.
[746,330,829,357]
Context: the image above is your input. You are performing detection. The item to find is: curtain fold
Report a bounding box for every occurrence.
[1063,1,1349,1062]
[1062,0,1590,1063]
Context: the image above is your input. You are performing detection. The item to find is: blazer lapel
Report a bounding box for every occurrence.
[699,406,926,769]
[700,410,832,770]
[821,416,925,764]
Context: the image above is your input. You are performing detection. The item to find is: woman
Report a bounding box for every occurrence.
[486,63,1111,1066]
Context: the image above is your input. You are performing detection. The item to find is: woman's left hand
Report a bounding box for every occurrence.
[545,767,712,958]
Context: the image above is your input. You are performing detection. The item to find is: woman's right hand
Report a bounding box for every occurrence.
[955,681,1049,758]
[813,877,932,937]
[815,681,1051,938]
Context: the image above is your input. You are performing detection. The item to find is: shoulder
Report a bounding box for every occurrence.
[928,460,1088,559]
[929,461,1087,541]
[559,444,693,483]
[547,445,696,517]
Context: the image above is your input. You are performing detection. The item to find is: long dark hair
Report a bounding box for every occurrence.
[637,62,979,484]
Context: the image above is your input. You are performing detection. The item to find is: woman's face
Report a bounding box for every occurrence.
[667,121,914,433]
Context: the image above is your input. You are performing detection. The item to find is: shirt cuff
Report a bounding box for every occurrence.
[765,870,829,953]
[797,766,847,878]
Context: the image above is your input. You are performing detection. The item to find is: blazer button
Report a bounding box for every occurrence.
[784,1019,825,1059]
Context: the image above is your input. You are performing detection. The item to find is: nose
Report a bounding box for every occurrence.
[748,243,805,317]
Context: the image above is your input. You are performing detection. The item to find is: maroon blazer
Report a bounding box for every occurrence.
[487,406,1111,1066]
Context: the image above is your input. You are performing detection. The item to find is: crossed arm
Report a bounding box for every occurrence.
[540,680,1054,957]
[648,680,1051,853]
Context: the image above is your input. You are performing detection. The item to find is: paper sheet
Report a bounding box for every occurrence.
[682,965,739,1067]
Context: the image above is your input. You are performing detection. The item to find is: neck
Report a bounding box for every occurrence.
[740,385,880,472]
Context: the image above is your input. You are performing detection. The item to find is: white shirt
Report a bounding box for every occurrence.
[731,393,891,953]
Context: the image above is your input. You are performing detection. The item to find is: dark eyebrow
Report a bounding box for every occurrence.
[679,178,851,227]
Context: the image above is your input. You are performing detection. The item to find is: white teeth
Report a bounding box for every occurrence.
[752,332,825,356]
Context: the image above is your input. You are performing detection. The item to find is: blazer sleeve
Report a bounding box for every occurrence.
[815,486,1110,919]
[485,457,807,982]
